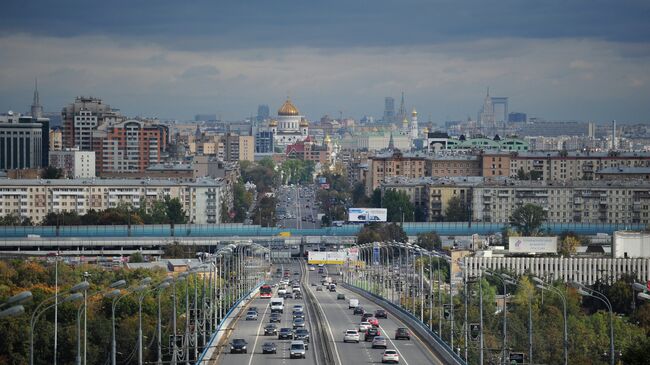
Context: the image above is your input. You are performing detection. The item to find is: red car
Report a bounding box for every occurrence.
[367,317,379,327]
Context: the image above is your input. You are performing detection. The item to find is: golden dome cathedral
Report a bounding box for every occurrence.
[278,98,300,116]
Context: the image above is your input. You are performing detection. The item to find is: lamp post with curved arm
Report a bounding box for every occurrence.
[30,281,89,365]
[534,277,568,365]
[571,281,614,365]
[503,277,534,365]
[0,290,32,319]
[170,272,188,365]
[156,279,171,365]
[484,270,508,365]
[135,278,152,365]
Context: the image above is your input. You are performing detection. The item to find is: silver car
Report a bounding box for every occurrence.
[372,335,388,349]
[245,311,258,320]
[292,317,306,329]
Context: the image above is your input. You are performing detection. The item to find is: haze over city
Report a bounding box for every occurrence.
[1,0,649,122]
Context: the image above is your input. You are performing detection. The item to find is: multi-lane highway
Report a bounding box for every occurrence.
[276,185,320,230]
[213,260,444,365]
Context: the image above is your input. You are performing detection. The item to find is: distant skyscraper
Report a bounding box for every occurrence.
[257,104,270,122]
[383,97,395,123]
[30,78,43,119]
[508,112,527,123]
[0,112,49,170]
[396,92,407,122]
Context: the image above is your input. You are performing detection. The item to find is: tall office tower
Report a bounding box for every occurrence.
[396,92,407,122]
[30,79,43,119]
[490,97,508,123]
[588,122,596,139]
[612,120,617,150]
[61,96,120,149]
[383,97,395,123]
[479,88,495,126]
[0,112,49,170]
[257,104,270,122]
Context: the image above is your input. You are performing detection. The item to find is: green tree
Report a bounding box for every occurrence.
[40,166,64,179]
[416,231,442,250]
[559,235,580,256]
[356,223,407,244]
[370,188,382,208]
[509,203,547,236]
[351,182,370,206]
[129,251,145,263]
[382,189,414,222]
[444,196,469,222]
[165,197,187,224]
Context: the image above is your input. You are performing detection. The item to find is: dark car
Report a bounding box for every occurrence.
[262,342,277,354]
[374,309,388,319]
[279,327,294,340]
[395,327,411,340]
[230,338,248,354]
[353,306,366,315]
[294,328,310,343]
[269,313,281,323]
[264,324,278,336]
[316,286,323,291]
[284,292,293,299]
[364,327,381,341]
[337,293,346,300]
[361,312,374,321]
[292,310,305,320]
[295,292,303,299]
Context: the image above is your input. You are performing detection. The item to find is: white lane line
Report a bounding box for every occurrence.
[305,264,342,365]
[247,299,270,365]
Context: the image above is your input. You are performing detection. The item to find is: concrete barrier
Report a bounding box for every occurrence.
[196,283,262,364]
[341,282,466,365]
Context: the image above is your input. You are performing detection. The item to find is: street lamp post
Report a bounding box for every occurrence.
[504,278,533,365]
[485,270,508,365]
[534,277,568,365]
[571,281,614,365]
[171,272,188,365]
[157,280,171,365]
[0,291,32,319]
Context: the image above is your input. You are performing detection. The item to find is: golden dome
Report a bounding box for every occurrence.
[269,119,278,127]
[422,127,429,134]
[300,118,309,127]
[402,118,409,125]
[324,134,331,144]
[412,108,418,117]
[278,98,300,116]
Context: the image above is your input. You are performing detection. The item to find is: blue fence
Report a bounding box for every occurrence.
[0,222,642,239]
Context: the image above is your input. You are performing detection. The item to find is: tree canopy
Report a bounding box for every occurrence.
[444,196,469,222]
[382,189,414,223]
[357,223,407,244]
[509,203,547,236]
[416,231,442,250]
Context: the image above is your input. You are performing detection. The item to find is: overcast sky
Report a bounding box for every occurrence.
[1,0,649,123]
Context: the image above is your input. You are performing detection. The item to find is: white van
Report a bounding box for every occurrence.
[348,298,359,309]
[271,298,285,313]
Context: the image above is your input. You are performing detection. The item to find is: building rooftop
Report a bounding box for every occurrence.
[483,150,650,158]
[380,176,650,189]
[0,177,223,187]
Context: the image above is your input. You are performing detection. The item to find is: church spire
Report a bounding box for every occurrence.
[31,78,43,118]
[388,132,395,150]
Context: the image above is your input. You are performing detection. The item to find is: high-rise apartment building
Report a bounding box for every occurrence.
[383,97,395,123]
[49,149,96,178]
[92,120,168,175]
[61,96,120,149]
[49,128,63,151]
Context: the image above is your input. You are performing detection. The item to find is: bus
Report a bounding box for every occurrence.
[260,284,273,298]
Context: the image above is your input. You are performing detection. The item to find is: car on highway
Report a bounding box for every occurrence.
[359,321,371,332]
[367,317,380,327]
[269,313,281,323]
[284,292,294,299]
[328,284,336,292]
[316,286,323,291]
[278,327,294,339]
[308,266,315,271]
[229,338,248,354]
[382,349,400,363]
[343,329,360,343]
[293,304,304,312]
[294,328,310,344]
[364,326,381,341]
[292,317,306,329]
[337,293,346,300]
[353,306,365,315]
[372,336,388,349]
[245,311,258,320]
[264,324,278,335]
[375,309,388,318]
[295,292,303,299]
[289,341,307,359]
[394,328,411,340]
[348,299,359,309]
[262,342,277,354]
[292,311,305,320]
[361,312,373,321]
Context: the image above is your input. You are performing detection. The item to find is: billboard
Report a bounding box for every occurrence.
[348,208,387,223]
[508,236,558,254]
[308,251,347,264]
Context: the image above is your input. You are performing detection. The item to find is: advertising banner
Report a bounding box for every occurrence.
[508,236,558,253]
[308,251,347,264]
[347,208,388,222]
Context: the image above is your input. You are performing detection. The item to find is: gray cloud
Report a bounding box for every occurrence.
[180,65,220,79]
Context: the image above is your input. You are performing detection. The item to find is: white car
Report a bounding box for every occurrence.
[343,329,360,343]
[278,288,287,296]
[293,304,304,313]
[382,349,399,363]
[308,266,315,271]
[359,321,371,332]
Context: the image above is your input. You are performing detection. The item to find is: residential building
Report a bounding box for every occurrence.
[48,149,96,178]
[0,178,224,224]
[595,167,650,181]
[0,112,49,170]
[426,155,481,177]
[255,130,274,153]
[366,150,427,194]
[49,128,63,151]
[285,135,333,165]
[472,180,650,225]
[61,96,121,149]
[92,119,168,175]
[225,134,254,162]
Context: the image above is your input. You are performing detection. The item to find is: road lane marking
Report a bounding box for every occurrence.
[247,299,270,365]
[305,263,342,365]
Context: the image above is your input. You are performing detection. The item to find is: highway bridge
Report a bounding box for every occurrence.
[205,260,453,365]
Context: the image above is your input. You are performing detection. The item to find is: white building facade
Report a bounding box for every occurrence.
[49,149,96,178]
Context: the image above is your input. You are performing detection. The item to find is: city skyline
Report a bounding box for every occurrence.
[0,1,649,122]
